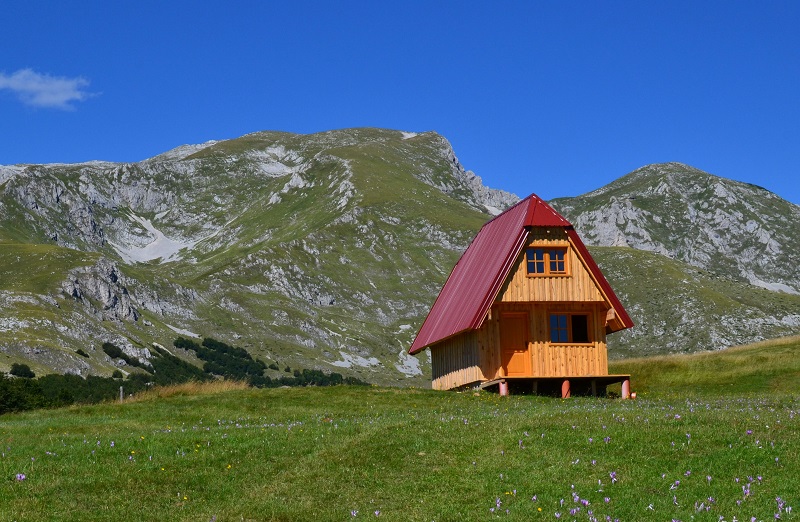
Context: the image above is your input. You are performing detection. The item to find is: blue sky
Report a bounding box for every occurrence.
[2,1,798,204]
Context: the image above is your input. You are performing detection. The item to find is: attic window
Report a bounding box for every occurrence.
[526,247,568,276]
[549,313,590,344]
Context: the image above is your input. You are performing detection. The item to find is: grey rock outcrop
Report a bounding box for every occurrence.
[61,258,139,322]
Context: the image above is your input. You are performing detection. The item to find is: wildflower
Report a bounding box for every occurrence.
[707,475,712,483]
[351,510,358,517]
[374,510,380,517]
[15,473,26,481]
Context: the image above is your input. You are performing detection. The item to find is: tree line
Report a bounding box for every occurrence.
[0,337,368,415]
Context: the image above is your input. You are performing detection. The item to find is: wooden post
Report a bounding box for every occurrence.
[621,379,631,399]
[532,380,538,395]
[561,379,571,399]
[119,386,124,403]
[499,380,509,396]
[591,379,597,397]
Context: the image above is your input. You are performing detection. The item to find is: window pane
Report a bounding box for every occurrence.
[550,314,568,343]
[549,249,566,273]
[526,249,544,274]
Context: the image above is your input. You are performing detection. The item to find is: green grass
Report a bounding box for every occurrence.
[0,242,98,293]
[610,335,800,396]
[3,340,800,522]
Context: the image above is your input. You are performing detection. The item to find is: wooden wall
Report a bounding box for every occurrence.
[496,228,605,303]
[477,303,609,380]
[430,333,484,390]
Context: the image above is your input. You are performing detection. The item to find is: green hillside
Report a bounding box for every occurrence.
[592,246,800,359]
[610,335,800,395]
[0,129,502,383]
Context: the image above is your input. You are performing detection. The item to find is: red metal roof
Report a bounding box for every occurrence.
[409,193,633,354]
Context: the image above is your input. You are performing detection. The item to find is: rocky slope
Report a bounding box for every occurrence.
[0,128,516,384]
[551,163,800,294]
[551,163,800,357]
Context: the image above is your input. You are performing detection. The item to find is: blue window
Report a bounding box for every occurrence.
[526,247,568,275]
[526,248,546,274]
[550,314,569,343]
[549,313,590,343]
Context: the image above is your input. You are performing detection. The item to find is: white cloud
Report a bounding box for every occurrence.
[0,68,95,109]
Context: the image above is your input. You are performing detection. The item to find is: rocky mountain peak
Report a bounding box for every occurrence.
[551,162,800,294]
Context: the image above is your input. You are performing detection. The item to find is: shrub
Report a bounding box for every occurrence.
[10,363,35,378]
[174,337,202,351]
[102,342,123,359]
[76,349,89,358]
[111,370,123,379]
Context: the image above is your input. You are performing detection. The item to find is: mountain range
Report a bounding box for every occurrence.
[1,129,798,384]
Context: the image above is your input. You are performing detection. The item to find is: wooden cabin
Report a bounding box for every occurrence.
[409,193,634,397]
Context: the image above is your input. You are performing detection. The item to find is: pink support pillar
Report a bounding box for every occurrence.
[621,379,631,399]
[561,379,571,399]
[499,381,509,396]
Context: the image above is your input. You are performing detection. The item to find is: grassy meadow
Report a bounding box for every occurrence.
[2,338,800,521]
